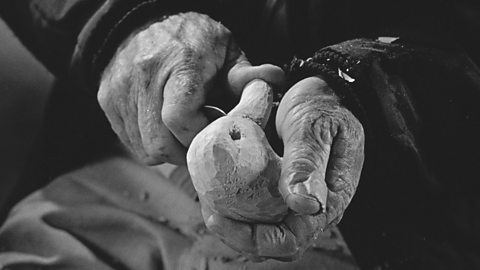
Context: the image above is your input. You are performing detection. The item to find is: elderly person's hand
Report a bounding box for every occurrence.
[202,76,365,261]
[98,12,284,165]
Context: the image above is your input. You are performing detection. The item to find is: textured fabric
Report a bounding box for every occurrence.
[0,158,359,270]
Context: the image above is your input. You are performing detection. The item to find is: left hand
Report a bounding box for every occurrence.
[98,12,284,165]
[201,76,365,261]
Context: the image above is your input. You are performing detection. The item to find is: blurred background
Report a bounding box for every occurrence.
[0,18,53,211]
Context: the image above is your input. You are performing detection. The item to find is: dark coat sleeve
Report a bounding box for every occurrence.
[282,1,480,268]
[0,0,277,210]
[0,0,269,83]
[0,0,103,77]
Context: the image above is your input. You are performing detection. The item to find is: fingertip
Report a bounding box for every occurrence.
[285,192,322,215]
[227,63,286,96]
[204,213,231,240]
[279,155,330,214]
[206,213,256,254]
[256,64,286,87]
[227,59,252,95]
[205,213,221,234]
[280,172,327,215]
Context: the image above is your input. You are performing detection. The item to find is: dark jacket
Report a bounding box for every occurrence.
[0,1,479,269]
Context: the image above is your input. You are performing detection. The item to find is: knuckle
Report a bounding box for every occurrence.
[133,54,161,79]
[178,46,197,62]
[98,74,122,112]
[142,140,167,159]
[97,84,111,110]
[313,114,337,144]
[97,88,124,128]
[162,104,198,134]
[170,64,202,96]
[98,67,134,114]
[213,26,232,49]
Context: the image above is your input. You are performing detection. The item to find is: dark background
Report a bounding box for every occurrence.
[0,18,52,212]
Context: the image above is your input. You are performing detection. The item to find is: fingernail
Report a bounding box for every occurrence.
[206,215,224,237]
[285,172,328,215]
[285,190,321,214]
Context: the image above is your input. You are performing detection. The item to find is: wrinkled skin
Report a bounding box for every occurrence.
[203,77,365,261]
[99,12,284,165]
[100,11,365,261]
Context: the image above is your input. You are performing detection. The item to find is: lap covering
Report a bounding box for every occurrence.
[0,158,358,270]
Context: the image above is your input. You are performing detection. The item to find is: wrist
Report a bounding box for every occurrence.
[283,50,367,131]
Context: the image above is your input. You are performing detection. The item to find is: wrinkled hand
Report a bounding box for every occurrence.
[202,76,365,261]
[98,12,284,165]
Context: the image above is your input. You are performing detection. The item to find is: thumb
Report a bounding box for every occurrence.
[276,77,334,215]
[228,60,286,96]
[225,43,285,96]
[279,122,330,215]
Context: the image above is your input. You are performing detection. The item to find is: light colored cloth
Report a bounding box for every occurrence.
[0,157,358,269]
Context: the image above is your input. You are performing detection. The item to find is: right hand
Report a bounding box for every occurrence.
[98,12,285,165]
[201,77,365,261]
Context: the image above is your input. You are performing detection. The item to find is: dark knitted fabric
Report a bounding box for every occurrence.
[283,47,367,130]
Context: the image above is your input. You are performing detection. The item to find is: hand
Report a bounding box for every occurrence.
[202,76,365,261]
[98,12,284,165]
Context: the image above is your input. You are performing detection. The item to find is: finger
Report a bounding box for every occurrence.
[160,15,234,147]
[227,55,285,97]
[203,209,327,261]
[162,51,285,148]
[277,77,365,223]
[98,73,148,161]
[200,199,256,255]
[279,132,330,215]
[222,38,286,97]
[200,197,299,260]
[276,77,336,215]
[254,222,298,259]
[323,110,364,224]
[161,56,213,147]
[283,212,327,252]
[137,87,188,165]
[205,213,301,259]
[99,58,189,165]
